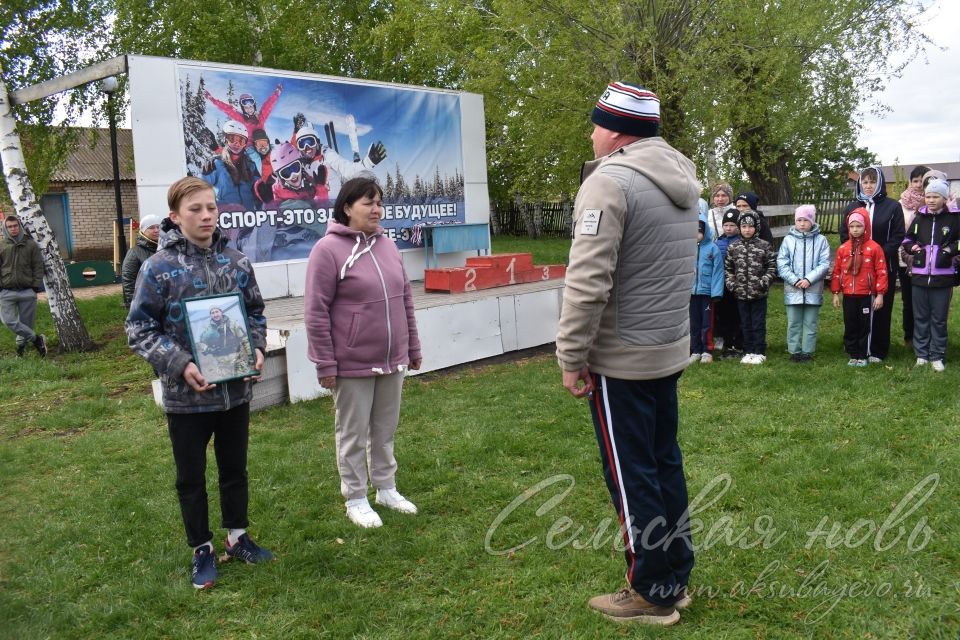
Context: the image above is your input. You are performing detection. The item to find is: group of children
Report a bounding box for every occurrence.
[690,175,959,369]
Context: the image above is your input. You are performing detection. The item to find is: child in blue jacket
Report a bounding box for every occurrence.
[776,205,830,361]
[691,218,724,363]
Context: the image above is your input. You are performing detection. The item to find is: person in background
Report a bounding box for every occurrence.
[897,165,930,348]
[304,177,422,530]
[901,178,960,372]
[921,169,957,210]
[714,208,743,358]
[840,167,904,362]
[733,191,774,244]
[724,211,777,364]
[0,214,46,357]
[832,210,887,367]
[690,219,724,363]
[706,182,734,240]
[121,213,163,308]
[126,177,273,590]
[776,205,830,362]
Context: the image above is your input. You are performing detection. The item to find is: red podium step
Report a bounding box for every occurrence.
[424,253,566,293]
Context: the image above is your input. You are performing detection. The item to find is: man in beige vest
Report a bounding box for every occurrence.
[557,81,700,626]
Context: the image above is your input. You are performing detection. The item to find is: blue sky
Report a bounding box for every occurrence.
[184,67,464,179]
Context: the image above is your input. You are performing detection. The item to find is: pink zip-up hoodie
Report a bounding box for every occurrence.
[304,220,421,378]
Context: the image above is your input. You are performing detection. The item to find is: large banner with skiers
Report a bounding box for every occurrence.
[177,65,466,261]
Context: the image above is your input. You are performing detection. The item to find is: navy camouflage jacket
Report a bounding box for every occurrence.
[724,236,778,301]
[125,221,267,413]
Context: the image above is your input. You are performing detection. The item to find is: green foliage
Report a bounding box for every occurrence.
[370,0,926,204]
[0,0,113,196]
[109,0,392,78]
[1,0,930,208]
[2,289,960,637]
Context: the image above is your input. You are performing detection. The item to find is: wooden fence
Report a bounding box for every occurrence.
[491,201,574,237]
[794,191,850,234]
[492,191,853,238]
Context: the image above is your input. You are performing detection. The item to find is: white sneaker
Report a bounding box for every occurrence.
[753,354,766,364]
[931,360,945,372]
[700,352,713,363]
[689,353,702,363]
[345,498,383,528]
[376,488,418,514]
[868,356,883,363]
[915,358,928,367]
[740,353,756,364]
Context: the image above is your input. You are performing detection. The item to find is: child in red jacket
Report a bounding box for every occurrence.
[831,209,888,366]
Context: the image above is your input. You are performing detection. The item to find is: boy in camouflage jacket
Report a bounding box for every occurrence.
[724,211,777,364]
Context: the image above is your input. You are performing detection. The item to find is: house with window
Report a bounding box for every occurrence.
[880,162,960,198]
[41,127,139,261]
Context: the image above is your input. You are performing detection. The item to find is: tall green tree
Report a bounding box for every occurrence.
[682,0,924,202]
[371,0,716,202]
[370,0,928,204]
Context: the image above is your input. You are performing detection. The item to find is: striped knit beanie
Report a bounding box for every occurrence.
[591,82,660,138]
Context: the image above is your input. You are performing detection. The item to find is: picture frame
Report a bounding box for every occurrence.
[182,292,259,384]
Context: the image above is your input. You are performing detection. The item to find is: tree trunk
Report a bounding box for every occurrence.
[742,156,793,205]
[0,67,94,352]
[736,126,794,205]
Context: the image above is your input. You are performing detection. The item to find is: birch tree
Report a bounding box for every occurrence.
[0,65,94,352]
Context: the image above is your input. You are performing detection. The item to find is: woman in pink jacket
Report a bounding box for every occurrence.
[304,177,422,529]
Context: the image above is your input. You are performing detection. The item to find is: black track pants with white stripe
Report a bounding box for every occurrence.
[588,371,694,606]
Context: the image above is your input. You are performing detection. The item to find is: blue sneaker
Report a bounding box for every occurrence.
[223,533,274,564]
[191,545,217,590]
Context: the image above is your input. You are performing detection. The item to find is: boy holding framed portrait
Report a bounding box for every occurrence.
[126,177,274,590]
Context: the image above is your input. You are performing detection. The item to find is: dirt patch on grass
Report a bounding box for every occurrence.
[38,284,121,302]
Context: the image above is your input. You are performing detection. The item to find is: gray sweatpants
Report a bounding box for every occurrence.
[912,285,952,362]
[332,370,406,501]
[0,288,37,347]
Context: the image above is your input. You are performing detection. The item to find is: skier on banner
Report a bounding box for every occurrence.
[248,142,325,261]
[204,84,283,142]
[289,115,388,198]
[201,120,260,211]
[246,129,274,181]
[255,142,326,203]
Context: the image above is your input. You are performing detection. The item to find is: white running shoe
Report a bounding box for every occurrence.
[345,498,383,528]
[753,354,766,364]
[740,353,756,364]
[915,358,928,367]
[375,488,418,514]
[931,360,945,372]
[689,353,702,363]
[700,352,713,363]
[868,356,883,364]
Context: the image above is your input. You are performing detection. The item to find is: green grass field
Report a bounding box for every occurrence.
[2,240,959,638]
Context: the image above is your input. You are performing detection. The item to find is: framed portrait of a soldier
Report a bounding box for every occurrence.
[183,293,258,384]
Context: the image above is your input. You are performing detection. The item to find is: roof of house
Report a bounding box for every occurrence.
[51,127,136,182]
[879,162,960,184]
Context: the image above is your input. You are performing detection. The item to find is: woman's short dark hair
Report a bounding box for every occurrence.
[333,176,383,225]
[910,165,931,181]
